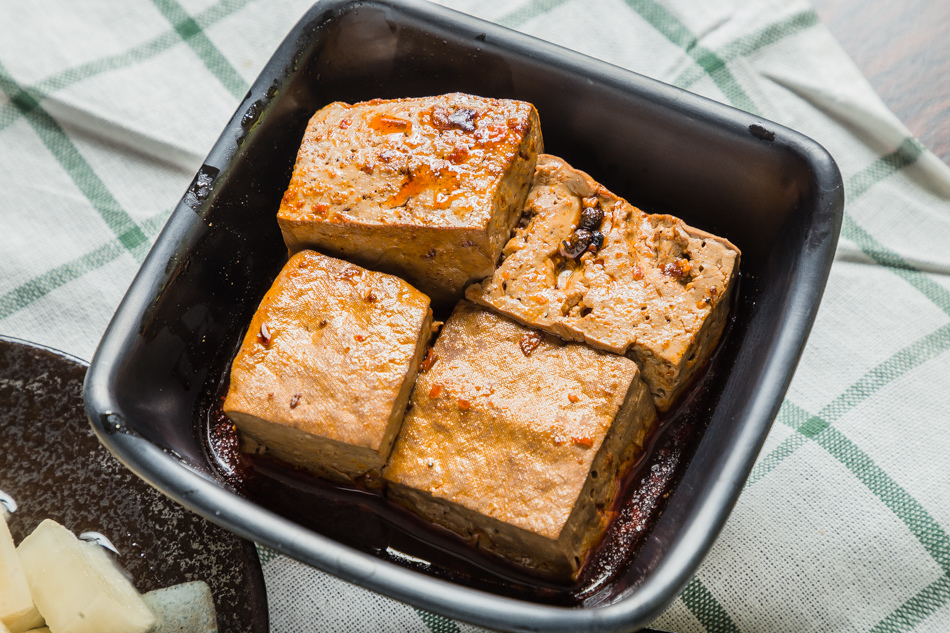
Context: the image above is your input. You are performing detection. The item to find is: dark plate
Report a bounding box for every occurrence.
[0,337,268,633]
[83,0,843,631]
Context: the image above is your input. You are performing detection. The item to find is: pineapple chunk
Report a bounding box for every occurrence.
[16,520,156,633]
[143,581,217,633]
[0,515,39,632]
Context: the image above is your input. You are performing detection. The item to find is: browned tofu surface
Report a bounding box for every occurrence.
[466,155,739,411]
[277,93,543,305]
[224,250,432,482]
[385,301,656,578]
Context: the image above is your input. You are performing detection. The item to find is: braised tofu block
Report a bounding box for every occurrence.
[385,302,656,578]
[224,250,433,482]
[466,155,739,411]
[277,93,543,305]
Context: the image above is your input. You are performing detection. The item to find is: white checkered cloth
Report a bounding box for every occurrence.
[2,0,949,631]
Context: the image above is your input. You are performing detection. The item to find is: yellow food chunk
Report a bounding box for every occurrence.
[0,515,38,632]
[16,520,156,633]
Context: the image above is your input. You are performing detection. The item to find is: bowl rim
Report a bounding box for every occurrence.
[83,0,844,630]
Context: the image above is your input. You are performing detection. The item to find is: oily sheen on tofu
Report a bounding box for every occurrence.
[466,155,740,411]
[277,93,543,305]
[224,250,433,482]
[384,302,656,579]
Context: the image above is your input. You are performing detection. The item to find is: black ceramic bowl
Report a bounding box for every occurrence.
[84,0,843,630]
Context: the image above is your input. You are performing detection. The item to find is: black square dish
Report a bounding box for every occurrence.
[84,1,843,630]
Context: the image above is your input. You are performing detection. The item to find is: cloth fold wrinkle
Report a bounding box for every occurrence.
[42,94,204,173]
[833,244,950,277]
[763,67,950,198]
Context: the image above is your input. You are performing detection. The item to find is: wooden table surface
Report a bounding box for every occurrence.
[812,0,950,164]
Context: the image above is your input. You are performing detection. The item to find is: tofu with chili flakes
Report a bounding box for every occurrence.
[466,154,740,411]
[223,250,433,483]
[277,93,543,306]
[384,301,656,579]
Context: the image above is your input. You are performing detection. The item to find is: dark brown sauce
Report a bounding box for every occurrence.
[200,275,739,605]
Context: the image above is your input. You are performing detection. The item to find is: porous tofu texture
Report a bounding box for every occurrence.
[466,154,739,411]
[385,302,656,579]
[224,250,433,482]
[277,93,543,305]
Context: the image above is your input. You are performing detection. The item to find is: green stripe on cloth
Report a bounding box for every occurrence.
[821,430,950,577]
[768,401,950,632]
[680,577,741,633]
[748,322,950,487]
[0,210,170,321]
[415,610,462,633]
[752,398,950,632]
[841,214,950,317]
[870,576,950,633]
[839,138,942,321]
[846,137,926,201]
[495,0,764,115]
[745,432,808,489]
[675,10,819,89]
[746,132,940,484]
[0,241,126,321]
[0,63,150,262]
[0,42,176,132]
[150,0,249,99]
[496,0,572,27]
[0,0,256,135]
[745,327,950,633]
[624,0,695,48]
[623,0,760,115]
[255,543,280,567]
[779,401,950,577]
[819,323,950,424]
[746,435,798,488]
[0,0,258,323]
